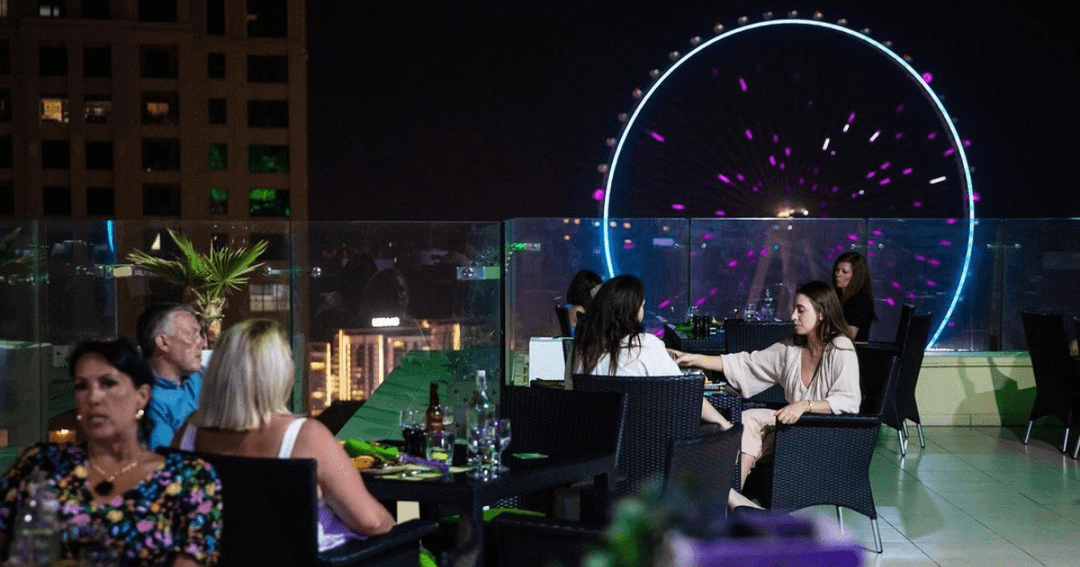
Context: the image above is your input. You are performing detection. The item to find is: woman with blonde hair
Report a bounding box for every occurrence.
[173,319,395,550]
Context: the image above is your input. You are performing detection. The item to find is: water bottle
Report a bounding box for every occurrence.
[9,470,62,567]
[465,370,495,468]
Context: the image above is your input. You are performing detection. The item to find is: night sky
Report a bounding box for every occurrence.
[307,0,1078,221]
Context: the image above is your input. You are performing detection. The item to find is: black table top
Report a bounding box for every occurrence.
[363,452,616,506]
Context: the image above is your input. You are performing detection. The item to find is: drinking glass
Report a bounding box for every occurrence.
[399,408,425,458]
[425,431,455,467]
[493,418,512,472]
[743,302,758,322]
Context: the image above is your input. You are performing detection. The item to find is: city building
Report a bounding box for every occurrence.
[0,0,307,222]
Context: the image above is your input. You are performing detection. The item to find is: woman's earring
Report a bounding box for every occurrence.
[136,409,145,420]
[76,414,83,421]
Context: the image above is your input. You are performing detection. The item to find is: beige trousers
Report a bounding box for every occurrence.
[741,408,778,460]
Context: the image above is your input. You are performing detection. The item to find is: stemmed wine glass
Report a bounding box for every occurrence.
[466,424,493,479]
[492,418,512,472]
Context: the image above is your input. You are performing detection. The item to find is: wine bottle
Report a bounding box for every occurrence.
[425,383,445,432]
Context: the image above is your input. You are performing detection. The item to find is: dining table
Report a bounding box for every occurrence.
[362,450,617,567]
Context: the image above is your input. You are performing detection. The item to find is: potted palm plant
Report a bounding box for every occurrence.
[127,229,269,345]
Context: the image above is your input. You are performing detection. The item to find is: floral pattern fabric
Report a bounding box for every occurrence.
[0,443,222,567]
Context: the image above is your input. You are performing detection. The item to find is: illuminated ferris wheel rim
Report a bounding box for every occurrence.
[600,17,975,350]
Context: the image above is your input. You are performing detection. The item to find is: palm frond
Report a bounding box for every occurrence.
[205,238,269,298]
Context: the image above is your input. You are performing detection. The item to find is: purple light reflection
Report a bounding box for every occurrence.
[658,299,671,309]
[891,281,902,289]
[921,72,933,83]
[727,259,738,268]
[939,240,952,246]
[738,77,748,92]
[717,173,733,185]
[648,130,666,143]
[715,210,727,216]
[671,203,685,210]
[744,129,753,141]
[885,297,896,307]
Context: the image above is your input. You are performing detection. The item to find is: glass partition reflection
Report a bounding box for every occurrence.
[689,218,864,325]
[0,221,47,461]
[1002,219,1080,350]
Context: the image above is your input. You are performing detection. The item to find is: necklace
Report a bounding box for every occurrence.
[89,456,142,496]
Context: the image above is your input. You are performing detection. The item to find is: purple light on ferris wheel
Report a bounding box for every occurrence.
[847,234,859,241]
[727,259,738,268]
[943,148,955,156]
[866,171,876,179]
[784,146,791,157]
[769,155,777,167]
[717,173,733,185]
[921,72,933,83]
[593,188,605,201]
[714,210,727,216]
[657,299,671,309]
[896,104,904,113]
[847,112,856,124]
[885,297,896,307]
[671,203,685,210]
[879,178,891,186]
[927,132,938,140]
[648,130,666,143]
[891,281,902,289]
[902,167,913,175]
[736,173,745,182]
[880,161,891,170]
[709,288,718,296]
[946,218,957,225]
[744,129,753,141]
[738,77,748,91]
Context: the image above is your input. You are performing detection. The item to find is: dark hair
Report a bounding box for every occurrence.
[137,302,198,359]
[573,275,645,376]
[566,270,603,309]
[792,281,852,347]
[832,252,873,304]
[68,338,156,444]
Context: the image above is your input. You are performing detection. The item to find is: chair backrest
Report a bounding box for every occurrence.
[555,306,572,337]
[892,312,932,424]
[163,449,320,567]
[501,386,627,462]
[664,424,743,516]
[572,374,704,494]
[1022,312,1073,400]
[725,321,793,354]
[893,304,915,346]
[853,346,902,417]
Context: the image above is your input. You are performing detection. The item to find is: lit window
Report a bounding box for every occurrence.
[250,283,288,312]
[210,186,228,214]
[147,102,169,117]
[85,99,111,123]
[41,97,69,123]
[39,1,64,17]
[248,188,289,217]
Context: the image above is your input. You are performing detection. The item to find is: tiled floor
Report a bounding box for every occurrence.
[795,425,1080,567]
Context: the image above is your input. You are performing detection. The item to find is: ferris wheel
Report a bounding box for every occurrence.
[598,13,975,348]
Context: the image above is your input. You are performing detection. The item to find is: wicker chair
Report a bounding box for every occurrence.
[726,321,794,406]
[572,373,705,497]
[1021,312,1080,454]
[664,424,743,519]
[743,347,901,554]
[160,449,438,567]
[487,415,738,567]
[555,305,572,337]
[885,312,933,455]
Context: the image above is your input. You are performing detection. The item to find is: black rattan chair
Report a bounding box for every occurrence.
[665,424,743,518]
[161,449,437,567]
[572,374,704,496]
[726,321,794,406]
[1021,312,1080,454]
[555,305,572,337]
[888,312,933,455]
[743,347,901,554]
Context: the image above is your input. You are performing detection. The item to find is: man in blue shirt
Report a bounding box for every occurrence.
[137,303,207,449]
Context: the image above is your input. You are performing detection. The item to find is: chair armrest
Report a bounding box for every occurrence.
[490,514,604,537]
[318,519,439,565]
[781,413,881,429]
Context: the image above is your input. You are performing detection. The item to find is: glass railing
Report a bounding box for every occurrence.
[1,218,1078,462]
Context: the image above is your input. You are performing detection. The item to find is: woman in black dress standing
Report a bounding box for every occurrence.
[832,251,876,341]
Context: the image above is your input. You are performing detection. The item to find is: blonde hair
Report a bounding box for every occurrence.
[191,318,293,430]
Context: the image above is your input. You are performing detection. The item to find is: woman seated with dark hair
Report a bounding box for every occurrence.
[0,339,223,567]
[564,269,603,333]
[832,251,876,341]
[570,274,731,428]
[174,319,395,551]
[670,281,861,509]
